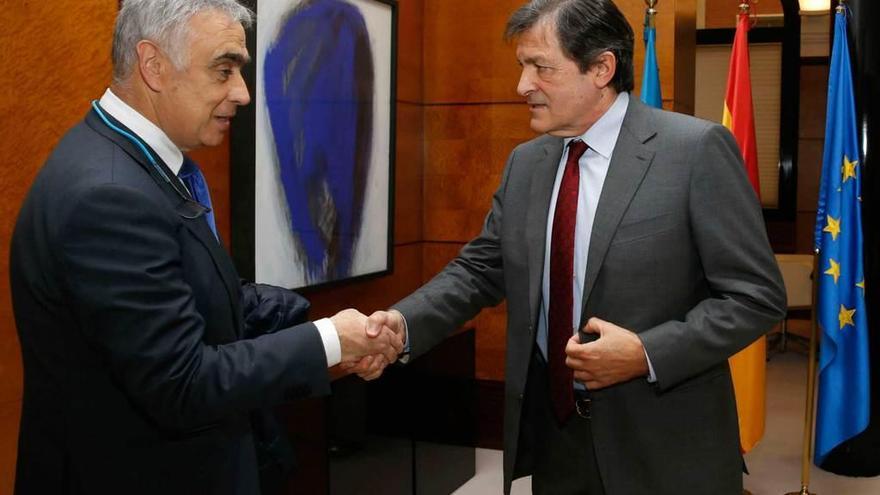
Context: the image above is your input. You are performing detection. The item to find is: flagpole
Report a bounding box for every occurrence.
[644,0,657,28]
[784,250,820,495]
[785,0,850,489]
[639,0,663,108]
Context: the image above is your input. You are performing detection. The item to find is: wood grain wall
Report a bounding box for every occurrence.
[704,0,783,29]
[1,2,119,491]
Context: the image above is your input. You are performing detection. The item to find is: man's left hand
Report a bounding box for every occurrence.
[565,317,649,390]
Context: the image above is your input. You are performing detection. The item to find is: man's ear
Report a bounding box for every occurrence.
[591,51,617,89]
[136,40,166,92]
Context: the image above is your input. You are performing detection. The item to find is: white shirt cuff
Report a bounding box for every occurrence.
[315,318,341,368]
[645,349,657,383]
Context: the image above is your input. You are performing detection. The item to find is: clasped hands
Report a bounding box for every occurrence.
[330,309,407,381]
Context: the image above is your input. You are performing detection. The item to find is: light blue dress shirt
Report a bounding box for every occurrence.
[535,92,657,386]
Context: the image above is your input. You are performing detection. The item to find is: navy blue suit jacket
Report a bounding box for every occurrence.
[11,109,329,494]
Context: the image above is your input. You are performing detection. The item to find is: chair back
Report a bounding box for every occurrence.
[775,254,813,310]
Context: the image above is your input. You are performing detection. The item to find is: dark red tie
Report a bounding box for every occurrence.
[548,139,588,424]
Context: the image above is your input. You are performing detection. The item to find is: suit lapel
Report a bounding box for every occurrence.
[178,205,245,337]
[85,109,244,337]
[526,137,565,329]
[580,101,657,322]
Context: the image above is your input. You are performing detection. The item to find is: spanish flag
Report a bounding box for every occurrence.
[723,7,765,454]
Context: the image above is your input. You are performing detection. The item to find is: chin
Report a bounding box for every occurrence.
[529,120,550,134]
[200,135,225,148]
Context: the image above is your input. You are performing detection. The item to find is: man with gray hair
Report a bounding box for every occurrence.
[10,1,400,493]
[365,0,786,493]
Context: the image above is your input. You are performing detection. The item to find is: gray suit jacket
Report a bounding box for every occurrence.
[394,98,786,494]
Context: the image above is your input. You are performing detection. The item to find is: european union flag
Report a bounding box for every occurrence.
[640,21,662,109]
[813,8,870,466]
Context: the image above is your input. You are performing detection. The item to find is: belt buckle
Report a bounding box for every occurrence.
[575,397,591,419]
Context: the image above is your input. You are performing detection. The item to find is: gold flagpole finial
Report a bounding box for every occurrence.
[644,0,658,28]
[739,1,751,14]
[837,0,846,14]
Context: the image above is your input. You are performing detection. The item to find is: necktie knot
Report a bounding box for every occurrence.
[568,139,589,163]
[178,158,218,240]
[178,159,198,180]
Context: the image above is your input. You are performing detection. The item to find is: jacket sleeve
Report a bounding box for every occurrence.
[638,123,787,391]
[240,281,311,338]
[392,149,516,359]
[57,183,330,432]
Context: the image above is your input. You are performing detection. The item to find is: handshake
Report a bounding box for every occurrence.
[330,309,406,381]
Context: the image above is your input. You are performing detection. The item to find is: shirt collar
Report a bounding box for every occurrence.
[563,91,629,160]
[98,88,185,175]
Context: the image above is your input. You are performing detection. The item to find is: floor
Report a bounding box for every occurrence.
[452,351,880,495]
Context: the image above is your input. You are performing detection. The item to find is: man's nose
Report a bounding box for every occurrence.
[230,71,251,106]
[517,68,535,97]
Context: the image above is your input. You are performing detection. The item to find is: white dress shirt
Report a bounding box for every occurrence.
[98,88,342,367]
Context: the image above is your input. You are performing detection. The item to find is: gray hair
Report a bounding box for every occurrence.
[112,0,253,83]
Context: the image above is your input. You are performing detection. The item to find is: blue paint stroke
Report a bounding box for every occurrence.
[265,0,374,284]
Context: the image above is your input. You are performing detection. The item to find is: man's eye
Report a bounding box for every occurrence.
[218,68,234,79]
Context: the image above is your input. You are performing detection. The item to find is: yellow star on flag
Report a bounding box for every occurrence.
[823,215,841,241]
[857,280,865,291]
[824,259,841,284]
[842,156,858,183]
[838,304,856,330]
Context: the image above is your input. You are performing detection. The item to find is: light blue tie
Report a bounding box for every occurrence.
[178,157,218,240]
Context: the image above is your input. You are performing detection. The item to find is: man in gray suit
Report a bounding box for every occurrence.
[362,0,786,493]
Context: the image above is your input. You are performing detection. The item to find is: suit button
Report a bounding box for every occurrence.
[518,394,524,401]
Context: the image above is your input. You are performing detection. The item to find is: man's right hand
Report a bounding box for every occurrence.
[331,308,403,365]
[338,309,408,381]
[365,309,407,345]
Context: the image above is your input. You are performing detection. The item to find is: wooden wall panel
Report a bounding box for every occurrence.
[396,102,425,244]
[671,0,697,114]
[423,104,536,241]
[397,0,425,103]
[0,401,21,494]
[422,242,507,381]
[617,0,697,113]
[423,0,695,109]
[795,64,830,254]
[704,0,783,29]
[423,0,523,103]
[1,2,118,491]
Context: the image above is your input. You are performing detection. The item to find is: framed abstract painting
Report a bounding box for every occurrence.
[232,0,396,289]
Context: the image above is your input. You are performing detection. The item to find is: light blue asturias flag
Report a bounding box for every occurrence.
[640,20,662,108]
[813,8,870,466]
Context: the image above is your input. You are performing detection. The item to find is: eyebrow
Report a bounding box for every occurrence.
[519,55,550,66]
[212,52,251,66]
